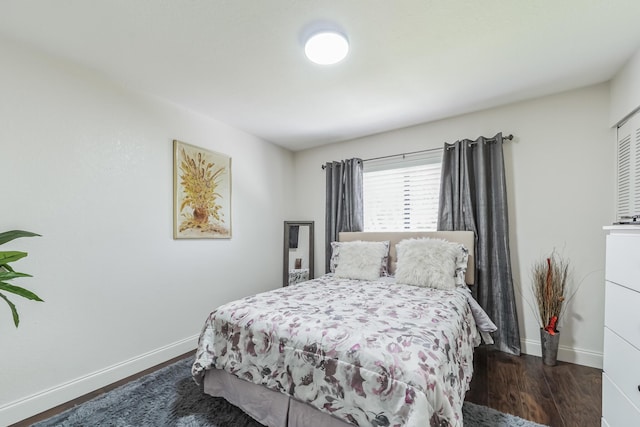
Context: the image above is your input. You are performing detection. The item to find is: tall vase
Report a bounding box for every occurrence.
[540,328,560,366]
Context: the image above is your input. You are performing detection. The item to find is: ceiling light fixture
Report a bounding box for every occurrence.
[304,31,349,65]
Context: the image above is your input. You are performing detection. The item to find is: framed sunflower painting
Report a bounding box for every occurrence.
[173,140,232,239]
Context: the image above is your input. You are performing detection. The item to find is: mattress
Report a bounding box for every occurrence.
[192,274,483,427]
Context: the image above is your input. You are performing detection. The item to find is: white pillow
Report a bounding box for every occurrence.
[330,240,390,276]
[453,245,470,287]
[329,241,342,273]
[395,238,465,290]
[333,241,389,281]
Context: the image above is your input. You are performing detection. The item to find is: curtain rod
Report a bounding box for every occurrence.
[321,133,514,169]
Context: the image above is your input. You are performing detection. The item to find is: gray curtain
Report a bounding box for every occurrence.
[325,158,364,272]
[438,133,521,355]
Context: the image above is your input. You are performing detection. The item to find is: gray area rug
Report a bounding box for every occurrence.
[33,357,548,427]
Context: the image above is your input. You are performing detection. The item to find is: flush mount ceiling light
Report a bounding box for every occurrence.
[304,31,349,65]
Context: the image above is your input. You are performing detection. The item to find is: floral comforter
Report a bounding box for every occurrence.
[192,275,481,427]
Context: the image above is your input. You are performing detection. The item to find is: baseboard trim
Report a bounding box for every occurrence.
[521,338,603,369]
[1,334,199,426]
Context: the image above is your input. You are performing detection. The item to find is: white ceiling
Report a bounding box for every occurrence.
[2,1,640,151]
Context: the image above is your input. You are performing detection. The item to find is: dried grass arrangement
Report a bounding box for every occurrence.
[532,251,571,335]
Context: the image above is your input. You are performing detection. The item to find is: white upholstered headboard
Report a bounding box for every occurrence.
[338,231,475,285]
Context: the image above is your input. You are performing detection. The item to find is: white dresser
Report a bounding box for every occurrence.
[602,226,640,426]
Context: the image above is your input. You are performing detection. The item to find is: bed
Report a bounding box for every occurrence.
[192,231,496,427]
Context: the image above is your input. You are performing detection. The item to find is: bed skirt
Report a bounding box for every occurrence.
[203,369,353,427]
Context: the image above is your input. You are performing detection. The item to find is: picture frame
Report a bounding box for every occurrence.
[173,140,232,239]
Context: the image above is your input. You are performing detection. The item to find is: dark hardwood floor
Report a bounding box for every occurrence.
[13,346,601,427]
[466,346,602,427]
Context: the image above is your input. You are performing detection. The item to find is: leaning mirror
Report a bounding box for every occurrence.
[283,221,314,287]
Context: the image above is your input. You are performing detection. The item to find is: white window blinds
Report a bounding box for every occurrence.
[616,112,640,221]
[363,150,443,231]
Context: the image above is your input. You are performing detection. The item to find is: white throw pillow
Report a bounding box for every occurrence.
[333,241,388,281]
[330,240,390,276]
[395,238,464,290]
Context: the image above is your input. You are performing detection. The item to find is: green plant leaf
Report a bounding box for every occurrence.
[0,282,43,301]
[0,292,20,327]
[0,230,41,327]
[0,251,28,264]
[0,230,41,246]
[0,271,32,281]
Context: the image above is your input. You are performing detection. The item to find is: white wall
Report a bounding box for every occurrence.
[0,36,294,425]
[293,83,614,368]
[610,47,640,125]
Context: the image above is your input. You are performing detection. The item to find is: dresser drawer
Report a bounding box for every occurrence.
[606,233,640,292]
[602,373,640,426]
[603,327,640,409]
[605,281,640,349]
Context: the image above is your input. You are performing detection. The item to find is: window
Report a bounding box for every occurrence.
[363,150,443,231]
